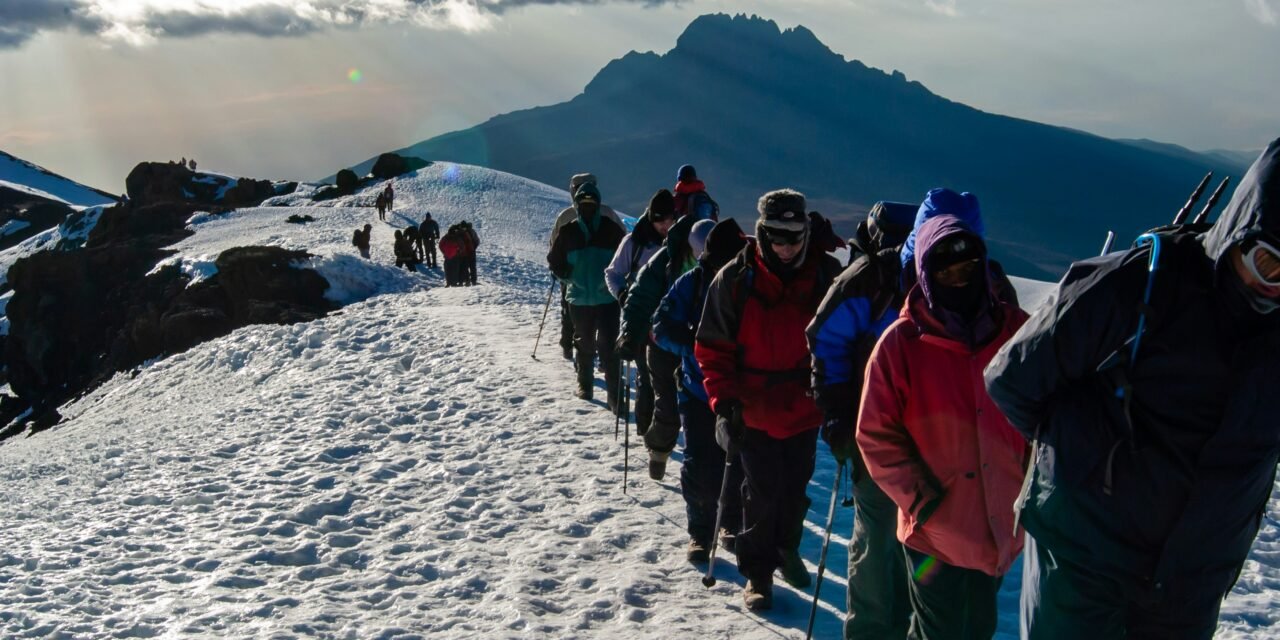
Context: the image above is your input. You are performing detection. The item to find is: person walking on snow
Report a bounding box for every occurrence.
[695,189,843,611]
[461,221,480,285]
[440,225,464,286]
[384,183,395,213]
[548,182,626,407]
[985,139,1280,640]
[857,214,1029,640]
[352,223,372,259]
[420,214,440,268]
[552,174,624,363]
[673,164,719,221]
[605,189,678,434]
[653,218,748,563]
[806,200,917,639]
[619,214,712,480]
[376,192,387,222]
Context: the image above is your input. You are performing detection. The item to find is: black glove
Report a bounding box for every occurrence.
[714,399,744,452]
[820,414,857,464]
[615,334,638,361]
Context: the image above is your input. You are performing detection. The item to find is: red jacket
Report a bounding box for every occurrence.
[695,240,840,439]
[440,234,461,260]
[856,288,1029,576]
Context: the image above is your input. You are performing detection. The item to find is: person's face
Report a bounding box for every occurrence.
[932,259,982,288]
[578,201,599,217]
[768,232,804,263]
[653,217,675,237]
[1230,240,1280,299]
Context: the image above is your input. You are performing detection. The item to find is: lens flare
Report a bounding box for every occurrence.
[912,554,941,585]
[443,163,462,184]
[348,68,363,84]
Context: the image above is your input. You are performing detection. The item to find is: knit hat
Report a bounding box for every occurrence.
[688,219,715,259]
[648,189,676,221]
[757,188,808,233]
[569,173,597,194]
[704,218,747,267]
[677,164,697,181]
[574,182,601,204]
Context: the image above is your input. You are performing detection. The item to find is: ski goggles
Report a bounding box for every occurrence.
[1243,235,1280,287]
[762,226,805,246]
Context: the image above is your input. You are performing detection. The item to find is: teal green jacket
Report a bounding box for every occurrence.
[547,209,626,306]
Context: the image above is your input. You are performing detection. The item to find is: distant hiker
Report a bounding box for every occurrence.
[551,173,623,363]
[352,223,372,259]
[548,182,626,405]
[189,159,197,172]
[673,164,719,221]
[181,157,187,167]
[394,229,419,272]
[619,213,712,480]
[376,192,387,221]
[420,214,440,268]
[384,184,395,213]
[606,188,677,433]
[441,225,463,286]
[653,218,747,563]
[986,139,1280,640]
[461,221,480,286]
[695,189,842,611]
[404,224,421,263]
[806,200,917,639]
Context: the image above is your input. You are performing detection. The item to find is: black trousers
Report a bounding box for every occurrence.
[559,284,574,354]
[444,257,461,285]
[679,396,742,541]
[632,341,654,436]
[569,302,620,400]
[736,427,818,582]
[903,548,1002,640]
[846,472,911,639]
[1021,535,1223,640]
[423,239,437,267]
[643,344,682,454]
[464,253,478,285]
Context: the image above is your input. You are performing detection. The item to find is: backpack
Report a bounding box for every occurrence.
[352,230,361,247]
[688,191,719,222]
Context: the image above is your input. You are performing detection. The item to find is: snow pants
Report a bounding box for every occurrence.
[846,471,911,639]
[679,396,742,543]
[736,427,818,583]
[1021,535,1223,640]
[569,302,619,401]
[631,341,654,436]
[559,284,575,357]
[903,547,1001,640]
[642,344,682,454]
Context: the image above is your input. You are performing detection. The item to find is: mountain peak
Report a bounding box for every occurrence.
[674,13,839,63]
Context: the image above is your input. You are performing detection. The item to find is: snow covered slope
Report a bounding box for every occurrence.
[0,151,117,209]
[0,164,1274,639]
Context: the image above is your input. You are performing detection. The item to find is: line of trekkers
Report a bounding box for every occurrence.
[545,142,1280,639]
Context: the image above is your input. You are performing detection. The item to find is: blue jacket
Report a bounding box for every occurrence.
[652,262,713,404]
[901,187,985,270]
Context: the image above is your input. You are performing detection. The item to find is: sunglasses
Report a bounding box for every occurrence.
[1244,236,1280,287]
[764,228,805,246]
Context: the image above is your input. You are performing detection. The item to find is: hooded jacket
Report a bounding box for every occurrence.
[898,189,1019,307]
[619,215,700,347]
[605,214,665,301]
[695,238,842,439]
[547,203,626,307]
[984,138,1280,600]
[857,215,1029,576]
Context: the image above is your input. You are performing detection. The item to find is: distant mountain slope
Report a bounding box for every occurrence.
[343,13,1249,279]
[0,151,117,208]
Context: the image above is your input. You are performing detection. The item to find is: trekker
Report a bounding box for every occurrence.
[695,189,843,611]
[552,174,623,363]
[857,214,1029,640]
[985,139,1280,640]
[352,223,372,259]
[673,164,719,221]
[461,221,480,286]
[606,189,677,432]
[806,200,917,639]
[376,192,387,221]
[441,225,463,286]
[548,182,626,406]
[384,184,395,213]
[619,214,713,480]
[420,214,440,268]
[653,218,748,563]
[901,188,1019,305]
[404,225,421,263]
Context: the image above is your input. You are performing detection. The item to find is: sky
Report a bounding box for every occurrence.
[0,0,1277,193]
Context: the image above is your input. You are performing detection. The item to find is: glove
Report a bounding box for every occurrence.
[615,334,638,361]
[820,414,857,464]
[714,399,744,453]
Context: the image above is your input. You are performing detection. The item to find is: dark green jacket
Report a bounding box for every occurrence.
[620,215,699,347]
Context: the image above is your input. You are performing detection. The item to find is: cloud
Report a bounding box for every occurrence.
[1244,0,1278,25]
[0,0,678,49]
[924,0,960,17]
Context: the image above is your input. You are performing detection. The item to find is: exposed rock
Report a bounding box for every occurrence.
[370,153,430,180]
[335,169,359,194]
[0,186,76,252]
[124,162,278,208]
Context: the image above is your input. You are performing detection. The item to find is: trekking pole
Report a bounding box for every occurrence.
[701,443,740,588]
[1172,171,1213,225]
[805,462,846,640]
[1100,230,1116,256]
[530,279,557,360]
[1192,176,1231,225]
[623,361,631,494]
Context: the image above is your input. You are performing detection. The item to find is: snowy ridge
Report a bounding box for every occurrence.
[0,151,117,209]
[0,162,1274,638]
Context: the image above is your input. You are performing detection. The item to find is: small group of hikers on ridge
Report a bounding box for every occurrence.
[544,140,1280,640]
[376,183,395,221]
[440,221,480,286]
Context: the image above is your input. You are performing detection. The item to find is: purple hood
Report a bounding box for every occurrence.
[912,214,999,346]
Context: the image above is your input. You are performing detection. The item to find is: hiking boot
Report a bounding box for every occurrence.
[648,450,670,481]
[743,577,773,611]
[778,548,811,589]
[686,537,711,564]
[718,528,738,554]
[575,385,593,401]
[562,345,574,361]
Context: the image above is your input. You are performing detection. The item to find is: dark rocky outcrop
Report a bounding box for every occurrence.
[124,162,279,208]
[2,201,335,438]
[0,186,77,252]
[370,153,430,180]
[335,169,359,194]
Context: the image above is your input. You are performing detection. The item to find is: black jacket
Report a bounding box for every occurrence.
[985,138,1280,602]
